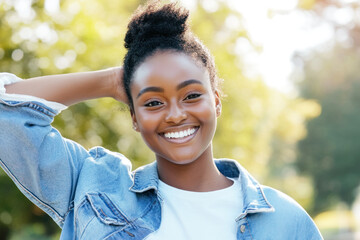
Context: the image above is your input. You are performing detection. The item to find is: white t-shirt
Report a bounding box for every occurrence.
[146,179,243,240]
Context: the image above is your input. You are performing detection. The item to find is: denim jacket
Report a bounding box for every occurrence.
[0,73,323,240]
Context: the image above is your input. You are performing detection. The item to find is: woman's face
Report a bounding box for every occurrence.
[130,51,221,166]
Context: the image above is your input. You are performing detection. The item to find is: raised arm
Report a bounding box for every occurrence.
[5,67,126,106]
[0,67,127,227]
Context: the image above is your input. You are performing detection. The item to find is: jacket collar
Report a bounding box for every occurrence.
[129,161,159,193]
[130,159,274,218]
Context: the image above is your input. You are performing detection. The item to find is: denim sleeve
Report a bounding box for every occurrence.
[0,75,91,227]
[260,186,324,239]
[0,72,67,111]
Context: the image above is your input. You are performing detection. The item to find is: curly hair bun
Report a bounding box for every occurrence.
[123,1,218,108]
[124,2,189,49]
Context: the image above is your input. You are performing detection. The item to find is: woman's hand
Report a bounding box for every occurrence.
[110,67,128,104]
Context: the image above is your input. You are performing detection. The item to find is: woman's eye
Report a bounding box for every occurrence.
[144,101,162,107]
[184,93,201,100]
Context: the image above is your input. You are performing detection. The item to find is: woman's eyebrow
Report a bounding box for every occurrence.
[176,79,203,90]
[137,86,164,99]
[136,79,202,99]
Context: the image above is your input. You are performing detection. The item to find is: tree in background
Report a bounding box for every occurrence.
[296,0,360,214]
[0,0,319,238]
[295,44,360,214]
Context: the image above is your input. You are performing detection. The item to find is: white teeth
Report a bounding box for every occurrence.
[164,128,197,139]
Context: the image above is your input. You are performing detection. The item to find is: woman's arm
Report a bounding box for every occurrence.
[5,67,126,106]
[0,67,127,226]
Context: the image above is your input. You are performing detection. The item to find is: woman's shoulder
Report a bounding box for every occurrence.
[261,185,309,216]
[262,185,299,204]
[260,185,321,231]
[85,146,133,172]
[254,185,323,239]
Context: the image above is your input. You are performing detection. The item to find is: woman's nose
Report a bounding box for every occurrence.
[165,102,187,124]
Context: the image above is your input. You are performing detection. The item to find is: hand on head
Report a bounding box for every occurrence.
[110,66,128,105]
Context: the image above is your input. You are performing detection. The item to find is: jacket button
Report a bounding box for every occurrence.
[240,225,246,233]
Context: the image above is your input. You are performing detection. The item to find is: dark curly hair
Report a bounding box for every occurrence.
[123,1,219,109]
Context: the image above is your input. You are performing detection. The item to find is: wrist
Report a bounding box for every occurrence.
[109,67,127,104]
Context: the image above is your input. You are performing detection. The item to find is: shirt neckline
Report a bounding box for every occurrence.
[157,178,237,198]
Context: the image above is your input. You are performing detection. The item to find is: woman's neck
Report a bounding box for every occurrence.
[156,147,233,192]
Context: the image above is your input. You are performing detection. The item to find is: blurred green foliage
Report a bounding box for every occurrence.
[0,0,344,238]
[296,44,360,214]
[294,0,360,215]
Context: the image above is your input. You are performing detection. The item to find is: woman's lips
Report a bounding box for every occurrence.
[160,127,199,144]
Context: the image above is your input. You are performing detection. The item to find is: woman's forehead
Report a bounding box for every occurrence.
[132,51,210,88]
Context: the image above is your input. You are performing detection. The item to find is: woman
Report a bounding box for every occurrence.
[0,2,322,239]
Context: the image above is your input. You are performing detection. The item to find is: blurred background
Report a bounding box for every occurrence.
[0,0,359,239]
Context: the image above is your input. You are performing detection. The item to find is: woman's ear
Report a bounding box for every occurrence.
[130,109,140,132]
[214,90,222,117]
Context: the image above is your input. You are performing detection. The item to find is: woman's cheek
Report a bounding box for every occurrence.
[194,102,216,120]
[138,110,161,132]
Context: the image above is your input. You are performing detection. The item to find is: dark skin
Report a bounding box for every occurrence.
[130,51,232,192]
[5,50,231,192]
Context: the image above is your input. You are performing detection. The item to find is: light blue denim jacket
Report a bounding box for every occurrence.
[0,73,323,240]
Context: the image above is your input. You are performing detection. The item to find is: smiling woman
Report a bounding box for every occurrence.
[130,52,225,189]
[0,1,323,240]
